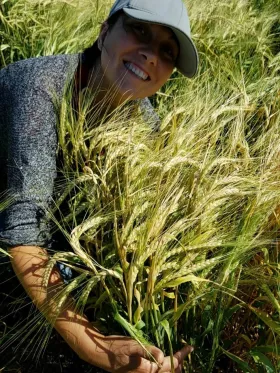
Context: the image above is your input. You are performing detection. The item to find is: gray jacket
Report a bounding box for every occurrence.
[0,53,160,249]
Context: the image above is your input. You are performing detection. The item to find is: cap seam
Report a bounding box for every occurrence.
[127,5,155,15]
[178,2,183,25]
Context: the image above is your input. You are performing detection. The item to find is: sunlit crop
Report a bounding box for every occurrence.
[1,0,280,372]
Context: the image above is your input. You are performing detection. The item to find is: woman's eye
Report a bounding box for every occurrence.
[132,25,147,37]
[124,20,149,41]
[163,47,176,62]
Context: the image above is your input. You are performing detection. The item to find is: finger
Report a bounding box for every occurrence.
[173,345,194,363]
[146,345,165,366]
[128,343,164,367]
[158,356,179,373]
[158,346,194,373]
[133,358,159,373]
[175,361,183,373]
[114,356,159,373]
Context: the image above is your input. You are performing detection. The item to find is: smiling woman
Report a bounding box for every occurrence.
[0,0,198,372]
[95,14,180,103]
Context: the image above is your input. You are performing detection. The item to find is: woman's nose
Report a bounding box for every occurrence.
[139,47,158,66]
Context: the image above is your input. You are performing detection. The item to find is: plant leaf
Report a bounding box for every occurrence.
[164,275,208,288]
[221,348,255,373]
[250,350,276,373]
[250,346,280,355]
[160,320,175,373]
[0,248,12,257]
[0,44,10,51]
[248,306,280,336]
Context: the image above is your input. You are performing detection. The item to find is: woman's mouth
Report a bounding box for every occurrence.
[124,62,150,81]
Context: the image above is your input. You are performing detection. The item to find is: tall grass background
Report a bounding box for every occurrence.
[1,0,280,372]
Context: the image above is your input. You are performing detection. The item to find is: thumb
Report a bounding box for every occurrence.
[174,344,194,362]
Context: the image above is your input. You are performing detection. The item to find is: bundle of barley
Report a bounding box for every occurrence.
[50,59,280,371]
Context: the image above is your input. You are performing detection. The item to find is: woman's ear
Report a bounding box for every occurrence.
[97,21,110,51]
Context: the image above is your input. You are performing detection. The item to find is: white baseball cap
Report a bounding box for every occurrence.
[109,0,198,78]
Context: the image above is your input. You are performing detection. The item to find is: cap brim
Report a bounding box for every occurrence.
[123,8,199,78]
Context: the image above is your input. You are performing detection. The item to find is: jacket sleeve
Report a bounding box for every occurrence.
[0,63,58,248]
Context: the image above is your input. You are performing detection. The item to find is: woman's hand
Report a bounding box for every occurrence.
[80,334,193,373]
[158,345,194,373]
[95,335,164,372]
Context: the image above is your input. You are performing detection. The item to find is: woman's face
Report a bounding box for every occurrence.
[97,14,179,105]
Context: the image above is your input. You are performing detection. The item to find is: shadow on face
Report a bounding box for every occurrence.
[95,14,180,106]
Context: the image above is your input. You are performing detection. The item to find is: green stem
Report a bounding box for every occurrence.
[114,312,162,368]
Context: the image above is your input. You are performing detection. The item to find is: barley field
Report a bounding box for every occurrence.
[1,0,280,372]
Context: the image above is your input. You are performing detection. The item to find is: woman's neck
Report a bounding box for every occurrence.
[88,58,129,113]
[73,55,137,124]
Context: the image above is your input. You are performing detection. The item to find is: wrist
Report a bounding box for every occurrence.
[54,311,111,370]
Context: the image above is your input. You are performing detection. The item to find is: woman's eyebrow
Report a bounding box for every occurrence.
[166,34,180,49]
[163,31,178,44]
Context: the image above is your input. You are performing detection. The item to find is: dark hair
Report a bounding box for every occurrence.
[83,10,124,67]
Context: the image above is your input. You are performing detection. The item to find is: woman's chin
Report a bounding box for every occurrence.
[116,88,140,103]
[109,70,150,103]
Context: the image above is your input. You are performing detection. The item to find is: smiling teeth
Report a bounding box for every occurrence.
[125,62,149,81]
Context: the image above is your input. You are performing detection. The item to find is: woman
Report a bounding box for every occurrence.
[0,0,198,371]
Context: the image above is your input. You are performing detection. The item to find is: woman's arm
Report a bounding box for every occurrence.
[3,57,192,371]
[9,245,166,372]
[9,246,192,372]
